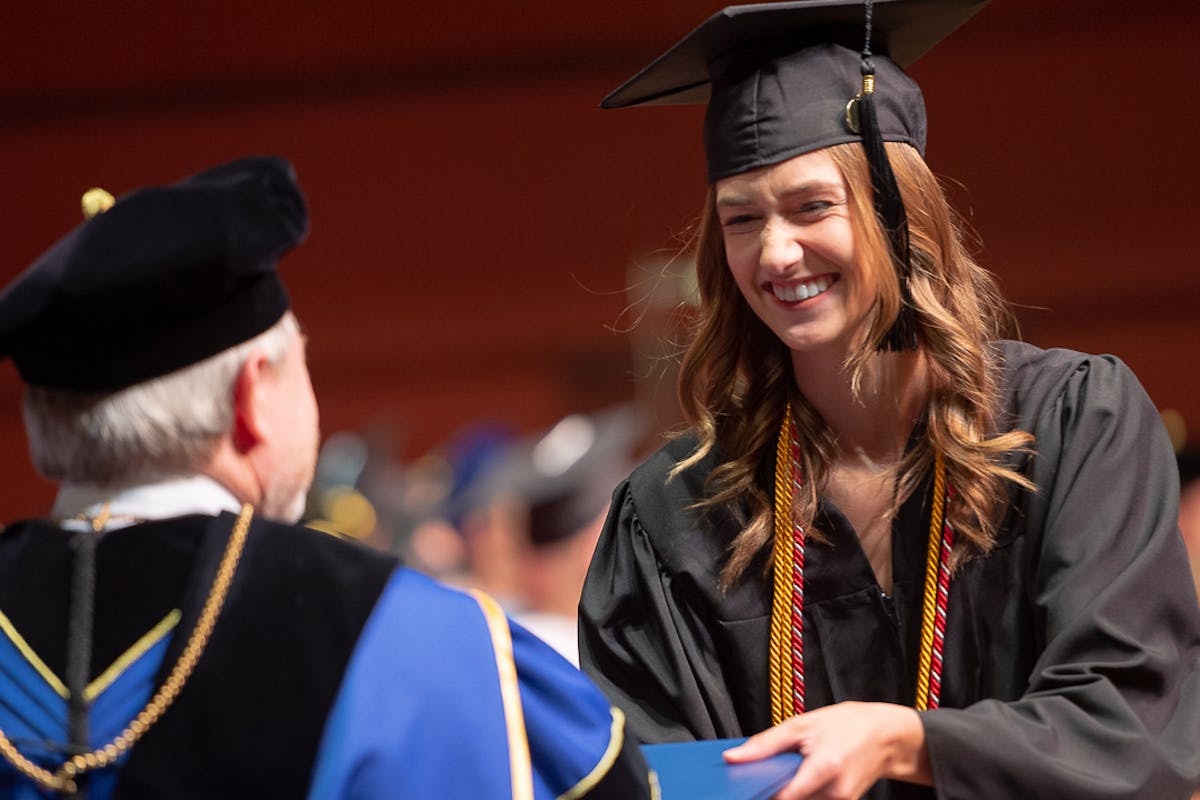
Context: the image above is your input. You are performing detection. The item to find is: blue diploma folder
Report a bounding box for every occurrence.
[640,737,802,800]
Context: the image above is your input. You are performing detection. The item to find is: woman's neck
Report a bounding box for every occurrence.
[791,346,929,466]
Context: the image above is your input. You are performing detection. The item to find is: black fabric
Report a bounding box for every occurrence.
[0,519,204,682]
[115,513,396,799]
[601,0,988,106]
[0,156,305,392]
[599,1,990,183]
[582,725,656,800]
[857,57,918,352]
[703,41,924,183]
[0,513,396,798]
[65,530,98,758]
[579,340,1200,799]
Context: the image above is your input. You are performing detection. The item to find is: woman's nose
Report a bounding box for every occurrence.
[759,221,802,275]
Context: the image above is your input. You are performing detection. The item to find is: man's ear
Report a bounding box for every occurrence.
[232,350,271,454]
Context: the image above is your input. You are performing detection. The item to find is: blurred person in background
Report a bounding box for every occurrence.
[470,407,644,665]
[0,157,652,799]
[438,423,526,601]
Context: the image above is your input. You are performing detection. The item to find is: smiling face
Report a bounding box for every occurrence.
[715,148,876,359]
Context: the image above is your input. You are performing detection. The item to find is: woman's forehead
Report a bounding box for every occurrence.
[714,149,845,200]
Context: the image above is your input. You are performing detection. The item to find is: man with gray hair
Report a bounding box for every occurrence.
[25,309,312,524]
[0,157,652,799]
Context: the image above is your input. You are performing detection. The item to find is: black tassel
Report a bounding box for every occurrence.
[857,0,918,352]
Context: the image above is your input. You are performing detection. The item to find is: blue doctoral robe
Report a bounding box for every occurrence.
[0,513,651,799]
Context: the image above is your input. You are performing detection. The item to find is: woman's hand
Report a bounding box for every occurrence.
[722,701,931,800]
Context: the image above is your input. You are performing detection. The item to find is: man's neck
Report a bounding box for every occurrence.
[53,475,242,532]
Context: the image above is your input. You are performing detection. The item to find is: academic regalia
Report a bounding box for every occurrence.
[0,157,653,798]
[0,510,649,798]
[580,340,1200,799]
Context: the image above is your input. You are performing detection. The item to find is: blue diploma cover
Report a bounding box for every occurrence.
[640,738,803,800]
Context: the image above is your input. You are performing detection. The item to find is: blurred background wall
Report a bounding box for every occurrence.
[1,0,1197,522]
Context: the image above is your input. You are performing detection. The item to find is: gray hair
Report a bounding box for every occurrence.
[24,312,297,487]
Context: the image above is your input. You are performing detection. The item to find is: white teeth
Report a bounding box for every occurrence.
[773,276,833,303]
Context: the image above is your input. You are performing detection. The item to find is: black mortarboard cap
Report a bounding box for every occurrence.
[0,156,308,392]
[603,0,987,350]
[602,0,986,182]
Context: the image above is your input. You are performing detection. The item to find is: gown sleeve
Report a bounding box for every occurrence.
[307,568,654,800]
[921,353,1200,799]
[579,472,750,744]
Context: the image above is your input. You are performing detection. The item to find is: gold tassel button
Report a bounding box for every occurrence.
[81,187,115,219]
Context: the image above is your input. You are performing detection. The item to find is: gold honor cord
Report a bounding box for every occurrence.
[0,504,255,795]
[768,406,798,725]
[769,410,951,722]
[914,453,949,711]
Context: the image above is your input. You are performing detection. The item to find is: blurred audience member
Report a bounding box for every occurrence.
[461,406,644,664]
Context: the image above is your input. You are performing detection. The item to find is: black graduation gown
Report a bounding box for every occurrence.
[579,340,1200,799]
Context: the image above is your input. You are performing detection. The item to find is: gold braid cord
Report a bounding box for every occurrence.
[914,453,947,711]
[768,405,797,725]
[0,503,255,795]
[768,408,951,720]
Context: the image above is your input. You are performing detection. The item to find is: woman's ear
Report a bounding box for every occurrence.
[231,351,270,454]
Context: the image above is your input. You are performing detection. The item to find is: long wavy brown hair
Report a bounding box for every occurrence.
[673,141,1035,587]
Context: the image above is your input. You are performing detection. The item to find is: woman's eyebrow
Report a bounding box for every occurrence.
[778,180,842,199]
[717,180,843,207]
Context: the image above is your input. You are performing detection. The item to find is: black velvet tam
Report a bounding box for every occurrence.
[601,0,988,182]
[0,156,308,392]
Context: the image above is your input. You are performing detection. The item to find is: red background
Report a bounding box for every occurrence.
[1,1,1197,518]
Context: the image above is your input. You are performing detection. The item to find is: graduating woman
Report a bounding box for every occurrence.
[578,1,1200,798]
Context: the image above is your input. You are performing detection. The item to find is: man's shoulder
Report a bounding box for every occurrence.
[219,514,401,624]
[249,515,398,568]
[245,517,496,631]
